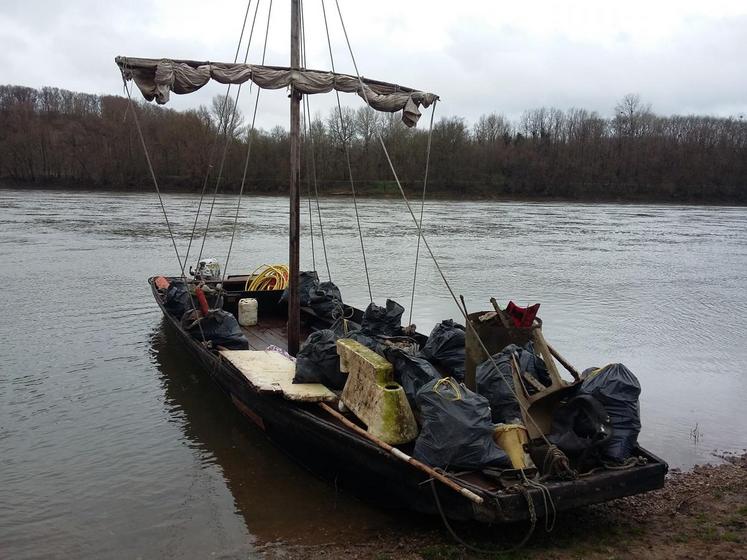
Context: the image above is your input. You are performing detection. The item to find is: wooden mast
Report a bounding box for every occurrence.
[288,0,301,355]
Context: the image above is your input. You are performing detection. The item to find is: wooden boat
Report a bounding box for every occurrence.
[121,0,668,531]
[147,274,667,524]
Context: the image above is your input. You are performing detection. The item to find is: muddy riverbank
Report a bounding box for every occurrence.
[261,453,747,559]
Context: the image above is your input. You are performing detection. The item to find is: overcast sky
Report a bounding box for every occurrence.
[1,0,745,129]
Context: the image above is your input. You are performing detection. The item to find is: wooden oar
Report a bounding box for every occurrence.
[318,402,484,505]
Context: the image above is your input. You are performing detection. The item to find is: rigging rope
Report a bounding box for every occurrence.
[408,100,437,326]
[335,0,556,482]
[122,82,183,273]
[300,0,333,281]
[121,76,208,343]
[299,0,315,272]
[223,0,274,280]
[181,0,255,276]
[196,0,263,267]
[303,95,333,281]
[302,104,317,273]
[298,4,318,274]
[321,0,373,302]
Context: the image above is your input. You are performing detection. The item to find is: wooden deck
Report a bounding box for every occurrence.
[239,317,299,351]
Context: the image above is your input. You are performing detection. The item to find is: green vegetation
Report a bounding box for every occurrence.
[1,86,745,203]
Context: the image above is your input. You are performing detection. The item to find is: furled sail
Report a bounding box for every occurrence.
[116,56,438,127]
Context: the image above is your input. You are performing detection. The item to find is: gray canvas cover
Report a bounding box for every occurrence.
[116,56,438,127]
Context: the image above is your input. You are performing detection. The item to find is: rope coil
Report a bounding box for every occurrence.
[245,264,289,291]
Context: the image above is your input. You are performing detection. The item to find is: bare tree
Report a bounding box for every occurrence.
[473,113,511,144]
[210,94,245,139]
[613,93,653,137]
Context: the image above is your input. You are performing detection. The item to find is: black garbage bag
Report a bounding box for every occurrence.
[360,299,404,337]
[164,281,191,319]
[476,342,552,424]
[185,309,249,350]
[281,271,344,323]
[420,320,466,381]
[280,271,319,306]
[293,329,347,390]
[342,329,383,356]
[578,363,641,463]
[547,394,612,471]
[475,344,523,424]
[384,347,442,409]
[308,281,343,322]
[413,378,509,470]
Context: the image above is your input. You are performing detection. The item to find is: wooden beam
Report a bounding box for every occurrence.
[288,0,301,356]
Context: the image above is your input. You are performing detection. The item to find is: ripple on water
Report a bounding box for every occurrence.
[1,190,746,558]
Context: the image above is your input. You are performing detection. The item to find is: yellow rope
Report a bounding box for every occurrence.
[245,264,289,291]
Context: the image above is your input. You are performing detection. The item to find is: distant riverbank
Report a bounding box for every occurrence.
[3,179,745,206]
[2,84,746,207]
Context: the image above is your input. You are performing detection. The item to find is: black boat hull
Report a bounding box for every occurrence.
[150,278,668,524]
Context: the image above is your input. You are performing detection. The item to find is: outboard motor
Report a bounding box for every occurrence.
[190,258,221,281]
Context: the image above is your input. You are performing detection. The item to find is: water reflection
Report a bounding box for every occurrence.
[149,320,428,545]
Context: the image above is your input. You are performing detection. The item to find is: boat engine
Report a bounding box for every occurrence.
[190,258,221,280]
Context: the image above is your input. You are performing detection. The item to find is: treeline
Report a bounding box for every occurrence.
[1,84,746,202]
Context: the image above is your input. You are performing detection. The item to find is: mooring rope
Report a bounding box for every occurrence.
[430,479,537,554]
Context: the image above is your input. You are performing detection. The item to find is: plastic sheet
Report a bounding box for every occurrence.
[413,378,508,470]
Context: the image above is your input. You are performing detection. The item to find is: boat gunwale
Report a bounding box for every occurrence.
[148,276,669,522]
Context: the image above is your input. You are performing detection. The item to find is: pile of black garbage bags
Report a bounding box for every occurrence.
[162,279,250,350]
[293,286,642,472]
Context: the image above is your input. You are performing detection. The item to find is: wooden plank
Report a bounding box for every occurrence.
[242,329,269,351]
[220,349,336,402]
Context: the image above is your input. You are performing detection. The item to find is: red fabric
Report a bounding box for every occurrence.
[505,301,540,328]
[195,287,210,316]
[154,276,170,290]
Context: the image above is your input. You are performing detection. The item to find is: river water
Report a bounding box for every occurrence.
[1,188,746,558]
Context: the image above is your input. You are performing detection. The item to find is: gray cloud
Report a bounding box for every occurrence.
[1,1,745,130]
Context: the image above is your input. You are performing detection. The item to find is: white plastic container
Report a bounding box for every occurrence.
[238,298,259,326]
